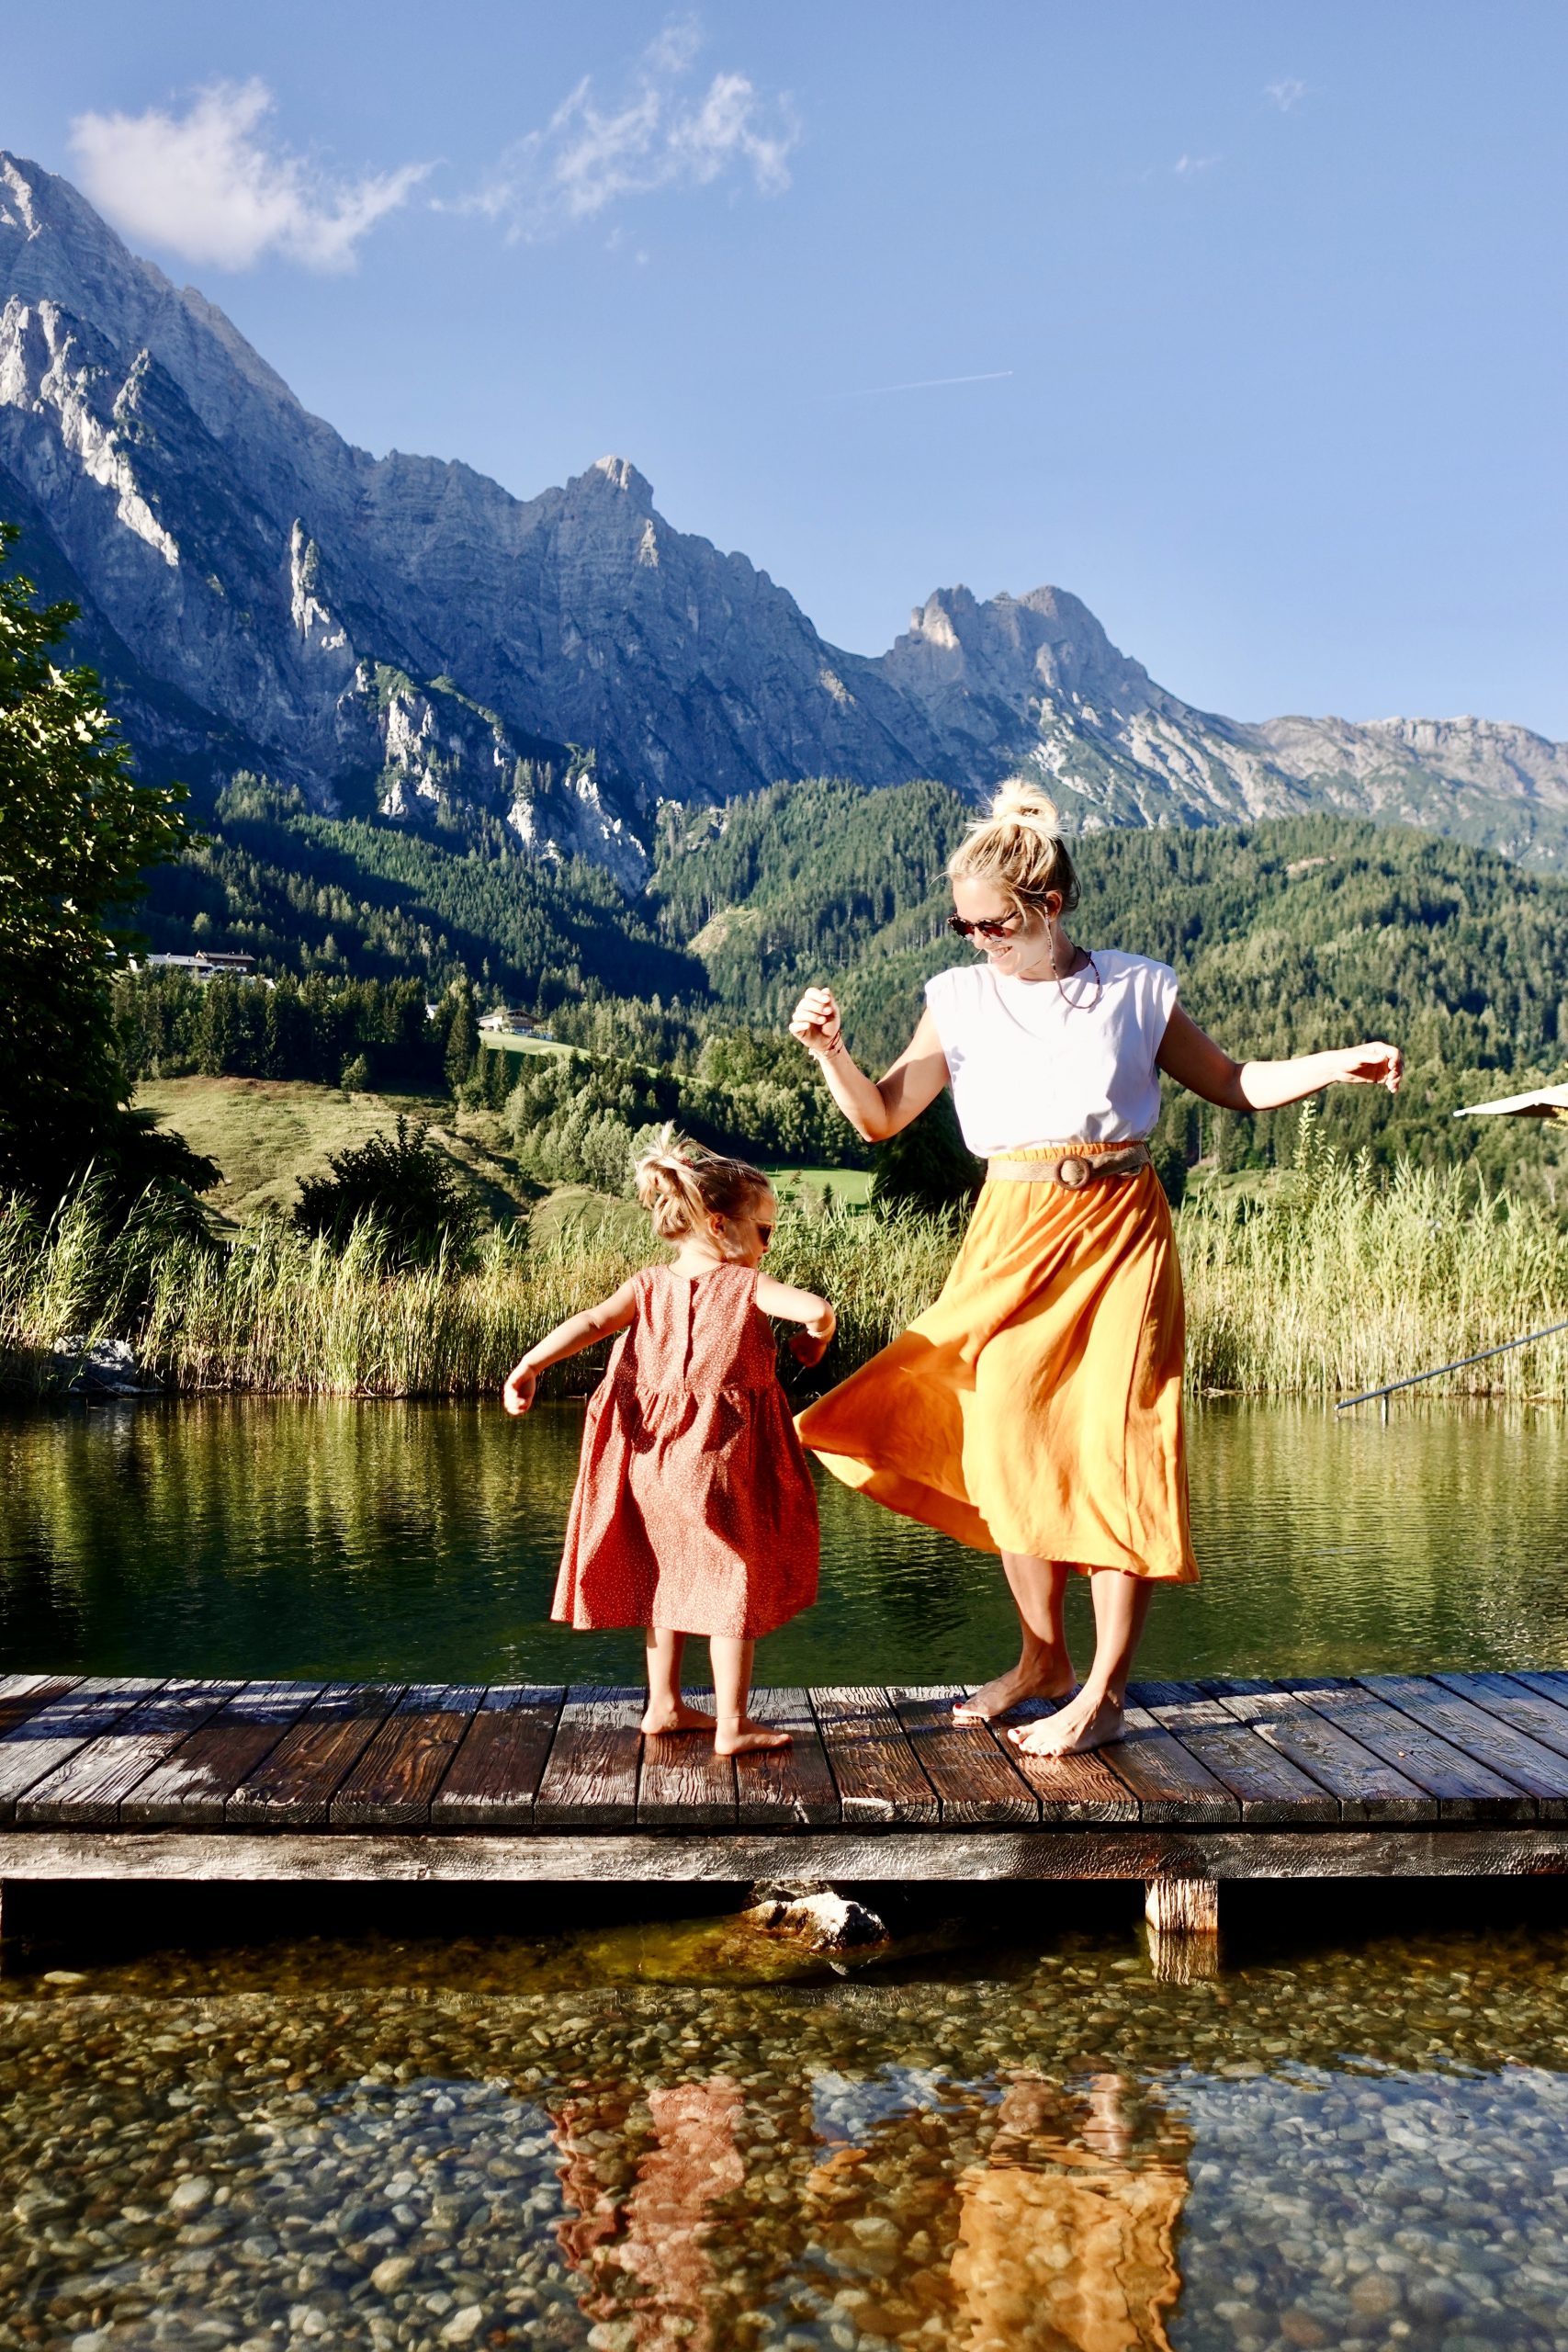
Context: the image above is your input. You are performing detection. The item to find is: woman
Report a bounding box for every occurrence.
[789,780,1401,1756]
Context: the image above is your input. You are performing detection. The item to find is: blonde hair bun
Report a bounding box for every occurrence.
[987,775,1062,832]
[946,774,1080,915]
[633,1124,770,1248]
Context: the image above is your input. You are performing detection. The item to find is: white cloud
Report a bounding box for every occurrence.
[1266,78,1309,111]
[465,17,799,240]
[69,80,428,271]
[1174,153,1221,176]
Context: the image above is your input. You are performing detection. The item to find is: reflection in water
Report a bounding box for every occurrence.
[948,2077,1185,2352]
[6,1908,1568,2347]
[554,2080,750,2352]
[1,1393,1566,1680]
[5,1908,1568,2346]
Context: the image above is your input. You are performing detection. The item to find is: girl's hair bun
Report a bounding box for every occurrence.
[632,1124,771,1248]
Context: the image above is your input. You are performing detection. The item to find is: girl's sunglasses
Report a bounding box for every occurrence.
[947,911,1021,941]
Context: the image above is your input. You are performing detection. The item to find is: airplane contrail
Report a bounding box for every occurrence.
[835,368,1015,399]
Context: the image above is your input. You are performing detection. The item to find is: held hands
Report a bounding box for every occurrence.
[502,1362,537,1416]
[1337,1042,1403,1094]
[788,985,844,1061]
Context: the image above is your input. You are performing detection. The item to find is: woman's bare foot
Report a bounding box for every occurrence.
[1007,1688,1124,1755]
[715,1721,794,1756]
[640,1700,716,1736]
[953,1659,1074,1724]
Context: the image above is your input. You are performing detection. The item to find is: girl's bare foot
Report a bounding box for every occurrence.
[715,1722,794,1756]
[953,1660,1073,1724]
[640,1701,716,1736]
[1007,1689,1124,1755]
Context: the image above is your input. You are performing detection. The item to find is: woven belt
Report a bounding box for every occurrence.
[986,1142,1151,1189]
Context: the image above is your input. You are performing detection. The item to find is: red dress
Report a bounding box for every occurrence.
[551,1261,820,1639]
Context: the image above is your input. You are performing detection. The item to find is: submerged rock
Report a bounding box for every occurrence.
[744,1881,890,1953]
[51,1337,161,1395]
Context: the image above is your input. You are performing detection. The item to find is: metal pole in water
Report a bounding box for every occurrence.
[1337,1318,1568,1412]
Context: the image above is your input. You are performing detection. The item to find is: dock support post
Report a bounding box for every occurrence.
[1145,1876,1219,1982]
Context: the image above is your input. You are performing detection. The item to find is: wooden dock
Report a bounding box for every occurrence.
[4,1671,1568,1959]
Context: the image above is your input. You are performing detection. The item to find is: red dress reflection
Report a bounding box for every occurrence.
[552,2079,746,2352]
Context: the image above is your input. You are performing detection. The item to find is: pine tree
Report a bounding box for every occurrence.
[0,525,215,1212]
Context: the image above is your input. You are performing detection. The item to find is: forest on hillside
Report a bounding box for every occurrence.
[651,784,1568,1192]
[124,775,1568,1205]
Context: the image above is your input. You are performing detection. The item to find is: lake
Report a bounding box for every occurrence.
[1,1394,1565,1685]
[4,1395,1568,2350]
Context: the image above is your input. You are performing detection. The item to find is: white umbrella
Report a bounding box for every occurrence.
[1454,1081,1568,1122]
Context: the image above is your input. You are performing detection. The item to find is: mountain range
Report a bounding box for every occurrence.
[4,147,1567,882]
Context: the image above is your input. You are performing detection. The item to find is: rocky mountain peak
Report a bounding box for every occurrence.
[583,454,655,510]
[879,580,1165,727]
[2,149,1566,876]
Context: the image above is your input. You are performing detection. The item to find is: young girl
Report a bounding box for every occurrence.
[502,1133,835,1755]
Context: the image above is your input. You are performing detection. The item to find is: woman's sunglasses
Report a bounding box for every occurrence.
[947,911,1022,941]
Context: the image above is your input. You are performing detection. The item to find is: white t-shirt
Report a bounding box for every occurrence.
[924,950,1179,1156]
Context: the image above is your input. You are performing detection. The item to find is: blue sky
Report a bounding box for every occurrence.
[7,2,1566,736]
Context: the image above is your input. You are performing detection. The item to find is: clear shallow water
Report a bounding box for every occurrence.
[5,1893,1568,2350]
[0,1395,1565,1684]
[5,1401,1568,2347]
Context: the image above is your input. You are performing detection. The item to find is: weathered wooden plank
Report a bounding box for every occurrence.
[995,1698,1143,1823]
[121,1681,322,1827]
[0,1679,164,1820]
[0,1671,77,1708]
[809,1687,939,1826]
[734,1686,840,1828]
[1203,1679,1436,1823]
[17,1682,239,1826]
[1511,1670,1568,1713]
[637,1694,737,1829]
[533,1687,644,1830]
[1133,1682,1339,1823]
[1090,1703,1238,1825]
[226,1683,405,1826]
[1435,1672,1568,1766]
[331,1684,487,1828]
[5,1823,1568,1885]
[0,1676,79,1743]
[1360,1675,1568,1815]
[430,1686,566,1829]
[1284,1679,1533,1820]
[888,1687,1039,1825]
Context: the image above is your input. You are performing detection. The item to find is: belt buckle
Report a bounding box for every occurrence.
[1056,1153,1089,1190]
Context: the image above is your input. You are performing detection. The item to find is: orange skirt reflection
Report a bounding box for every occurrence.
[797,1156,1199,1581]
[950,2075,1187,2352]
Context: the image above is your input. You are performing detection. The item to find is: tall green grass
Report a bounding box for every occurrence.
[0,1191,954,1400]
[1180,1111,1568,1400]
[4,1122,1564,1400]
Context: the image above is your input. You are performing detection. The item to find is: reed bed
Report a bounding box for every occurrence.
[1180,1119,1568,1401]
[0,1193,955,1400]
[4,1133,1564,1401]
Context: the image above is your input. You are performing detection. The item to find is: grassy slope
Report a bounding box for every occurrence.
[133,1078,863,1235]
[135,1078,540,1227]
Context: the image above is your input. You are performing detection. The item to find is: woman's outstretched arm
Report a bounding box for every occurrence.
[1156,1003,1403,1110]
[787,986,949,1142]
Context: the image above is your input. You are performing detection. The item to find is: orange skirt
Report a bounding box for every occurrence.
[796,1150,1199,1582]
